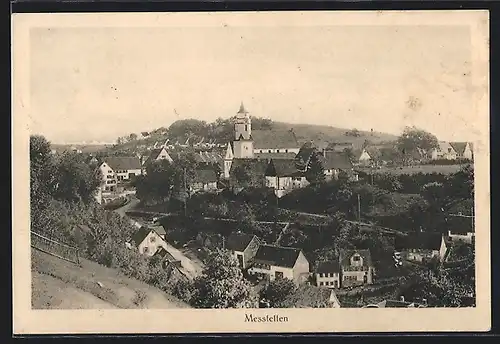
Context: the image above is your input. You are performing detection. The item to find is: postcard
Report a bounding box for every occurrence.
[12,10,490,334]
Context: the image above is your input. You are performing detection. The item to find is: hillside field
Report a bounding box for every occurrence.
[31,249,190,309]
[357,164,464,176]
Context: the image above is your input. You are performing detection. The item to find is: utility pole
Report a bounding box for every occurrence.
[357,194,361,222]
[183,167,187,217]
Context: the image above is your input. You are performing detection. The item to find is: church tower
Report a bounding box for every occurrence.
[233,102,254,159]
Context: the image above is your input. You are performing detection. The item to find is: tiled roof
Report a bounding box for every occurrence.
[449,142,468,155]
[130,227,151,246]
[266,159,301,177]
[284,284,339,308]
[153,246,177,262]
[315,260,341,273]
[295,142,317,164]
[252,130,299,149]
[150,225,166,236]
[194,150,224,164]
[395,232,443,251]
[143,148,166,166]
[194,168,218,183]
[226,232,258,252]
[319,151,353,170]
[104,156,142,171]
[446,216,474,234]
[339,249,372,268]
[253,244,303,268]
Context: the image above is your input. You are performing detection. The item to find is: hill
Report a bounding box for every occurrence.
[108,117,398,154]
[31,249,190,309]
[50,143,113,154]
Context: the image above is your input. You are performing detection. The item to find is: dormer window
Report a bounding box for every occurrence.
[353,255,360,261]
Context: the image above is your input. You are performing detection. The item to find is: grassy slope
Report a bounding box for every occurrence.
[31,249,190,310]
[357,164,463,176]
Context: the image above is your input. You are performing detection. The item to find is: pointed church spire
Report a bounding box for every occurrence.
[237,101,248,114]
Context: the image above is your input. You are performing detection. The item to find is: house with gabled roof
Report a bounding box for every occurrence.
[248,244,310,285]
[98,156,143,192]
[282,284,342,308]
[189,167,218,193]
[339,249,375,287]
[320,150,354,180]
[225,232,261,269]
[142,147,174,167]
[431,141,458,160]
[130,225,167,256]
[314,260,341,289]
[449,142,474,160]
[395,232,448,263]
[265,159,308,197]
[446,214,475,244]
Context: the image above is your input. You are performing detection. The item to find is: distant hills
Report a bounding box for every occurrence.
[49,117,399,155]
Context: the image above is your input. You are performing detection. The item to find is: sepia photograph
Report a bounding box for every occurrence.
[12,10,490,334]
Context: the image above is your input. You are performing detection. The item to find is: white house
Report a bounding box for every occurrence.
[431,142,458,160]
[339,249,375,287]
[248,244,310,285]
[225,232,261,269]
[142,147,174,166]
[130,225,168,256]
[357,148,372,164]
[98,156,143,192]
[264,159,309,198]
[314,260,341,289]
[449,142,474,160]
[395,232,448,263]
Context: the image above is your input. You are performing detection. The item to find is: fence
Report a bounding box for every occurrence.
[31,231,80,264]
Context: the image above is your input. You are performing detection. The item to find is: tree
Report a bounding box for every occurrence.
[191,249,255,308]
[396,126,439,156]
[305,152,325,185]
[233,164,253,188]
[260,278,297,307]
[129,133,138,141]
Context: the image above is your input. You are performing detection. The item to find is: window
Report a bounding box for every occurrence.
[268,150,271,153]
[143,246,149,253]
[319,282,324,286]
[277,150,280,153]
[353,255,360,261]
[108,170,113,174]
[245,125,248,131]
[260,150,263,153]
[150,236,156,243]
[275,271,284,279]
[285,149,288,153]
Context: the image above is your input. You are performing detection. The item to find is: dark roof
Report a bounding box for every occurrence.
[252,130,299,149]
[284,285,338,308]
[130,227,150,246]
[104,156,142,171]
[320,151,353,170]
[339,249,373,268]
[266,159,301,177]
[315,260,340,273]
[295,142,317,164]
[226,232,258,252]
[395,232,444,251]
[446,216,474,234]
[449,142,468,155]
[194,168,218,183]
[254,152,297,160]
[194,150,224,164]
[153,246,177,262]
[237,102,248,114]
[130,226,165,246]
[253,244,304,268]
[143,148,167,166]
[229,158,269,187]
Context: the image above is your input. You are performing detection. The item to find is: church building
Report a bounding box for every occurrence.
[223,102,301,179]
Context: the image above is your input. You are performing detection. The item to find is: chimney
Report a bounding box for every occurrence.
[400,296,405,302]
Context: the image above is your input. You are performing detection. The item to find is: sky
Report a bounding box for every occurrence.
[30,24,477,144]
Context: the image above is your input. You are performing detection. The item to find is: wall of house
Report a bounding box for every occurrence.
[359,151,371,161]
[224,160,233,179]
[99,163,117,191]
[448,231,474,244]
[341,267,373,287]
[403,249,438,263]
[115,168,142,181]
[243,238,260,269]
[292,252,310,285]
[316,272,340,288]
[248,264,295,282]
[156,149,173,162]
[463,144,473,160]
[254,148,300,154]
[137,231,168,256]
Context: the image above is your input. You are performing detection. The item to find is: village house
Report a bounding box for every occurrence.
[248,244,310,285]
[394,232,448,263]
[314,260,341,289]
[339,249,375,287]
[431,142,458,160]
[354,148,372,165]
[142,147,174,166]
[98,156,143,192]
[265,159,309,198]
[449,142,474,160]
[446,215,475,244]
[284,284,342,308]
[189,167,218,194]
[153,246,182,269]
[320,150,355,181]
[225,232,261,269]
[130,225,168,256]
